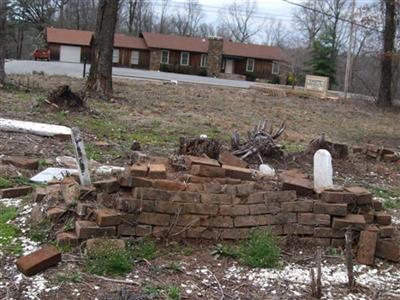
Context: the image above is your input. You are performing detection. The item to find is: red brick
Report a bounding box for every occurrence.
[372,199,383,211]
[75,220,116,239]
[170,191,201,203]
[271,213,297,224]
[118,224,136,236]
[300,237,331,247]
[345,186,372,205]
[190,164,225,178]
[153,180,186,191]
[298,213,330,226]
[119,176,153,188]
[332,214,366,230]
[236,183,255,196]
[186,227,214,239]
[282,200,314,212]
[201,216,234,228]
[259,225,284,235]
[223,185,237,195]
[314,227,345,238]
[0,186,32,198]
[93,179,119,193]
[153,226,186,238]
[363,212,374,224]
[375,239,400,262]
[186,183,204,192]
[184,203,218,215]
[47,207,66,222]
[148,164,167,179]
[61,178,80,205]
[203,183,223,193]
[176,215,202,227]
[379,225,395,238]
[220,228,251,240]
[137,212,170,226]
[320,191,355,204]
[16,245,61,276]
[247,192,265,203]
[284,224,314,235]
[130,164,148,177]
[56,232,79,246]
[313,202,347,216]
[282,176,313,196]
[2,156,39,170]
[154,200,185,214]
[220,205,250,216]
[201,193,233,204]
[117,197,154,213]
[186,175,212,184]
[234,215,271,227]
[222,165,253,181]
[357,230,378,265]
[95,208,123,226]
[249,203,281,215]
[133,188,171,201]
[218,151,248,168]
[374,212,391,225]
[216,178,242,185]
[185,155,220,167]
[135,225,152,237]
[97,193,118,208]
[32,187,47,202]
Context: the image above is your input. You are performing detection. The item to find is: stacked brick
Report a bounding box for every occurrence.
[30,156,398,263]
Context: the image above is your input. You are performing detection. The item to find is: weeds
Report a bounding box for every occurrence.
[213,230,281,268]
[54,271,83,284]
[370,186,400,209]
[0,204,22,255]
[0,177,13,189]
[142,283,181,300]
[85,240,133,276]
[131,239,157,261]
[165,285,181,300]
[29,218,52,243]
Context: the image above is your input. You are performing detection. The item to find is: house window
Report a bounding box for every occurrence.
[112,49,119,63]
[180,51,190,66]
[161,50,169,64]
[272,61,280,75]
[131,51,139,65]
[246,58,255,72]
[200,54,208,68]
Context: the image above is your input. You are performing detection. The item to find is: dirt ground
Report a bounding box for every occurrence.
[0,74,400,300]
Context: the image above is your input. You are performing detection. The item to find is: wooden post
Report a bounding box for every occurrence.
[345,226,356,290]
[71,127,91,186]
[310,246,322,298]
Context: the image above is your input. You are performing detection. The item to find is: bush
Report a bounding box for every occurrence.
[198,67,208,76]
[159,63,172,72]
[269,75,280,84]
[213,230,281,268]
[245,72,257,82]
[131,239,157,261]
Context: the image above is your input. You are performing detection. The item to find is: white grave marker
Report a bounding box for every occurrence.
[313,149,333,191]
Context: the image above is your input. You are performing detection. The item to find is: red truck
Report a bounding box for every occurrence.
[33,49,50,61]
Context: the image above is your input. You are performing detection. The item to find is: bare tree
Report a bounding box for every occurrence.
[157,0,170,34]
[218,0,262,43]
[172,0,204,36]
[12,0,57,32]
[0,0,7,86]
[64,0,98,30]
[264,18,289,48]
[86,0,119,99]
[125,0,137,34]
[292,0,325,48]
[377,0,396,107]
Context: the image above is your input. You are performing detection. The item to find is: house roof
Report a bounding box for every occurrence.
[46,27,92,46]
[46,27,287,62]
[223,40,286,61]
[141,32,209,53]
[114,34,147,49]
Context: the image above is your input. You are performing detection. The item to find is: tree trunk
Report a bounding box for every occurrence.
[86,0,119,100]
[377,0,396,107]
[0,0,6,86]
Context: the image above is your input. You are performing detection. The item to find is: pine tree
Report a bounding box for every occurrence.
[310,31,336,86]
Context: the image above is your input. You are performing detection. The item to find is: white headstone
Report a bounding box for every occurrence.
[259,164,275,177]
[313,149,333,191]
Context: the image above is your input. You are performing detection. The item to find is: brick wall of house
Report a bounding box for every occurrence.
[149,49,161,71]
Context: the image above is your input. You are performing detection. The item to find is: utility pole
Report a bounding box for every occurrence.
[344,0,356,100]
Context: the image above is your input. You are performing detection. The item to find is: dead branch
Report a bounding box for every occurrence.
[231,119,286,163]
[345,226,356,290]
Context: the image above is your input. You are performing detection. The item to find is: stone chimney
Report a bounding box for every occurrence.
[207,37,223,77]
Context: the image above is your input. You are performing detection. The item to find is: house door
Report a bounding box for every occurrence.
[225,59,234,74]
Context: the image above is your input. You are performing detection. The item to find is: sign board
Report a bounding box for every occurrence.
[305,75,329,97]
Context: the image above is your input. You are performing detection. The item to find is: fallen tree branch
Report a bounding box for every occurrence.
[92,275,140,286]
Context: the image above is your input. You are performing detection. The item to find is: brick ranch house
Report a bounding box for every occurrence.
[46,27,288,82]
